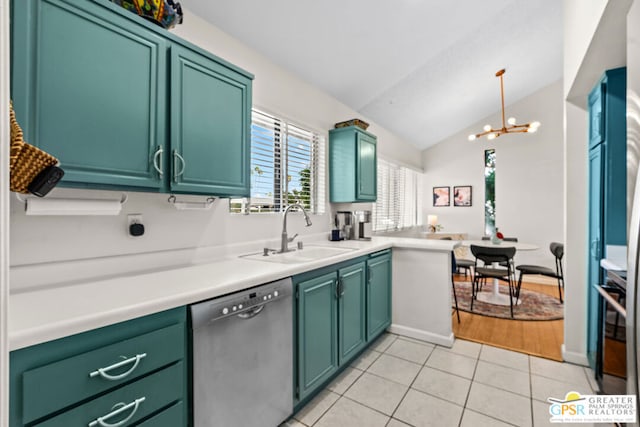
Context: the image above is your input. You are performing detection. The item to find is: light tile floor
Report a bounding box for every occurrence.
[283,333,601,427]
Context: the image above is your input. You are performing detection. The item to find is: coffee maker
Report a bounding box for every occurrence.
[333,210,372,240]
[353,210,372,240]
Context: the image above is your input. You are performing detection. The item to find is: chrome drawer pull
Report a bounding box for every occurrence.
[173,150,185,182]
[89,353,147,381]
[88,397,146,427]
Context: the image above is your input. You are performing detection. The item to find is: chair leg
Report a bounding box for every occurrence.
[471,275,477,311]
[557,277,564,303]
[451,274,460,323]
[516,272,524,301]
[508,277,515,318]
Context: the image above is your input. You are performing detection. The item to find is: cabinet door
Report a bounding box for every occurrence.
[587,145,604,368]
[170,45,251,196]
[588,83,605,149]
[356,132,377,201]
[338,262,367,365]
[12,0,167,190]
[297,272,338,400]
[367,252,392,341]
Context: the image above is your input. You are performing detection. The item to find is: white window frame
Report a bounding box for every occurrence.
[372,158,423,232]
[230,109,325,214]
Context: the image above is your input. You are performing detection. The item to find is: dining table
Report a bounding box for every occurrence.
[460,240,539,306]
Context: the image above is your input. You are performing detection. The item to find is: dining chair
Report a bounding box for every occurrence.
[439,237,473,277]
[470,245,519,317]
[515,242,564,303]
[440,237,461,322]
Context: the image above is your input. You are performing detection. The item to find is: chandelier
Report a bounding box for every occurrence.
[468,69,540,141]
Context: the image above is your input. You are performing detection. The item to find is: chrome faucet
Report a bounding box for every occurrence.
[281,203,313,253]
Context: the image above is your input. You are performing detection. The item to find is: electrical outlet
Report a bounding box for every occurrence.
[128,214,142,226]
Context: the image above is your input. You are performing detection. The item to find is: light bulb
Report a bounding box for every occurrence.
[487,133,496,140]
[527,126,538,133]
[483,124,492,132]
[530,121,541,128]
[468,134,477,141]
[507,117,516,125]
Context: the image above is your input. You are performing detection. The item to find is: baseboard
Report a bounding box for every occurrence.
[561,344,590,366]
[389,324,454,348]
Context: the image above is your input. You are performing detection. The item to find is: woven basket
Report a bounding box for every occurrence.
[334,118,370,130]
[9,102,58,193]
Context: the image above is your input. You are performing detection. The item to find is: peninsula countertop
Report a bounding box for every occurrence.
[9,237,458,351]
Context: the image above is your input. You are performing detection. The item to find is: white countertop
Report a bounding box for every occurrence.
[9,236,457,351]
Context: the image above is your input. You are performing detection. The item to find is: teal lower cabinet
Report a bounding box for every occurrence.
[296,271,339,401]
[338,262,367,365]
[367,250,392,341]
[294,250,392,406]
[10,307,188,427]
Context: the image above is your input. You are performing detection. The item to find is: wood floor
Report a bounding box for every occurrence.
[452,275,564,361]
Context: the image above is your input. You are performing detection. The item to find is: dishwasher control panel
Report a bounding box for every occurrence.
[190,278,293,327]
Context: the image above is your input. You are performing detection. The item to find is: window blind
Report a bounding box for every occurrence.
[372,159,423,232]
[230,110,325,214]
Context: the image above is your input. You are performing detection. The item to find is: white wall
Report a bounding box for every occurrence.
[9,8,421,285]
[421,80,564,269]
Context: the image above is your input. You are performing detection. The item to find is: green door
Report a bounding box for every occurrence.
[170,45,251,197]
[297,272,338,400]
[367,252,392,341]
[356,133,377,201]
[337,262,367,365]
[587,145,604,368]
[11,0,167,190]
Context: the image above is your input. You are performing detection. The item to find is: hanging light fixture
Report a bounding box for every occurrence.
[468,69,540,141]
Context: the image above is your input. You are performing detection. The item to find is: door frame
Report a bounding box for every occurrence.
[0,0,10,425]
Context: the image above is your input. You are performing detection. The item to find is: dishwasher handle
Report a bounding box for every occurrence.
[237,304,265,319]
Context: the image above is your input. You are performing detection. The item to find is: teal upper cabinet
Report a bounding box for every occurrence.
[366,250,392,340]
[170,46,251,196]
[329,126,377,203]
[11,0,168,190]
[11,0,253,197]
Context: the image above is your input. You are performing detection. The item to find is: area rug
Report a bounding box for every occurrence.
[452,281,563,321]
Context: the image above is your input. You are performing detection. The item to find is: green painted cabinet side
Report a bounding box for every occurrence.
[11,0,167,190]
[337,262,367,365]
[34,362,183,427]
[367,250,392,341]
[601,68,627,246]
[296,272,339,400]
[9,307,187,426]
[329,126,377,203]
[169,45,251,197]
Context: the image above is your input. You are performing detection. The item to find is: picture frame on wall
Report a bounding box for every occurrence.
[454,185,472,207]
[433,186,450,207]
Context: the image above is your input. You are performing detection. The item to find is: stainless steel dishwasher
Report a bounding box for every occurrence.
[190,277,293,427]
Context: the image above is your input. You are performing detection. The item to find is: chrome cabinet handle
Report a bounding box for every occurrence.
[88,397,145,427]
[89,353,147,381]
[340,280,345,296]
[335,279,341,299]
[237,304,265,319]
[173,150,185,182]
[152,147,164,177]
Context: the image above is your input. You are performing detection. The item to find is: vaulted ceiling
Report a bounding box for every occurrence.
[186,0,563,150]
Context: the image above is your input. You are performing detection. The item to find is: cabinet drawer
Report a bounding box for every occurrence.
[34,362,183,427]
[137,401,185,427]
[22,323,184,424]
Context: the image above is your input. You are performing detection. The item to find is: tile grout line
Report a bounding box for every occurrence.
[529,354,535,427]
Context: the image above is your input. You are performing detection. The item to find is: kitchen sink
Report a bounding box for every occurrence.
[240,245,356,264]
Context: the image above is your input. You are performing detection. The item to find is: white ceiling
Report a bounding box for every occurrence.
[186,0,563,150]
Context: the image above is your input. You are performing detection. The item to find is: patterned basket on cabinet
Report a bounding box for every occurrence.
[9,102,59,194]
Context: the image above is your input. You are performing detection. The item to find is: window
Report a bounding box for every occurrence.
[230,109,326,214]
[372,159,423,232]
[484,149,496,234]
